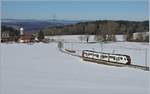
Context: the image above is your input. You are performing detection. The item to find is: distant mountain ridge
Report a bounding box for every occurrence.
[2,19,80,32]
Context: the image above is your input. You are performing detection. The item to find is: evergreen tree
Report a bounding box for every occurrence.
[38,30,44,41]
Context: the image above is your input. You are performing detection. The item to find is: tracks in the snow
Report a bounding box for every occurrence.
[57,41,149,71]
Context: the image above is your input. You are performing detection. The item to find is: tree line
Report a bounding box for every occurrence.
[42,20,149,42]
[43,20,149,35]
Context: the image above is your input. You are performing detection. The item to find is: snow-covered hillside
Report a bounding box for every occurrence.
[1,36,149,94]
[63,42,149,66]
[48,35,149,66]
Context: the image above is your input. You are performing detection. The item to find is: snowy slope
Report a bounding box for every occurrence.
[46,35,126,42]
[46,35,96,42]
[49,35,149,66]
[1,42,149,94]
[63,42,149,66]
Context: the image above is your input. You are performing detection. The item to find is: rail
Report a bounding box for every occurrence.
[57,41,149,71]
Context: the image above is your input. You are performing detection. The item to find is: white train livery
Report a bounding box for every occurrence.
[82,50,131,65]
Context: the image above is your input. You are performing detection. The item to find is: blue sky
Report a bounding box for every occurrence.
[1,1,149,21]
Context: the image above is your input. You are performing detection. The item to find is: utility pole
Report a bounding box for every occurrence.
[100,40,103,52]
[145,48,148,67]
[71,43,73,50]
[92,48,95,59]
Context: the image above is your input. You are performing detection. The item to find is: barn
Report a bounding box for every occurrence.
[19,32,35,43]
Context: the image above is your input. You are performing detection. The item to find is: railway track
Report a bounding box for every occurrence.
[58,41,149,71]
[60,47,149,71]
[126,64,149,71]
[82,57,149,71]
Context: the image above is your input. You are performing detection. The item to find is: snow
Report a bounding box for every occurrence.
[0,36,149,94]
[50,35,149,66]
[46,35,96,42]
[115,35,125,41]
[46,35,126,42]
[63,42,149,66]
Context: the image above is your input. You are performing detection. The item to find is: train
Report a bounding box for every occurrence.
[82,50,131,65]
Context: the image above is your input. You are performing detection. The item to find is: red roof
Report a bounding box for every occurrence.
[20,32,34,40]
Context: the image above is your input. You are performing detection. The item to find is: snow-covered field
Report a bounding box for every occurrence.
[63,42,149,66]
[1,35,149,94]
[49,35,149,66]
[47,35,125,42]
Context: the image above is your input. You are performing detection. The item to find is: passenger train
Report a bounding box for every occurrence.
[82,50,131,65]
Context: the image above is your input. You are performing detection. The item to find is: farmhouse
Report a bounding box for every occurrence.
[19,32,35,43]
[133,32,149,41]
[1,31,10,42]
[1,31,19,42]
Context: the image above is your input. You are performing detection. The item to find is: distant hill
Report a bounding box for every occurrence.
[1,19,79,33]
[43,20,149,36]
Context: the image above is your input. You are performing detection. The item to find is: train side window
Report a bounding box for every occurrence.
[93,54,98,57]
[113,57,115,60]
[96,54,99,58]
[109,56,115,60]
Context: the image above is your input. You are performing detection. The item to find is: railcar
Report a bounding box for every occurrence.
[82,50,131,65]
